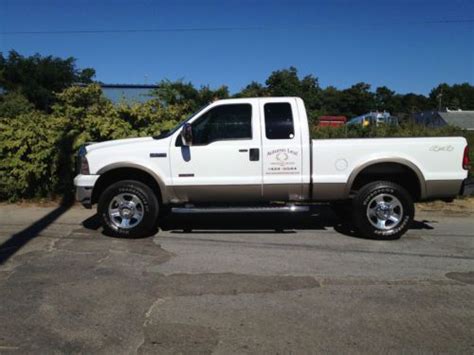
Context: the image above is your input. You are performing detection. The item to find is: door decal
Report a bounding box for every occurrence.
[266,148,299,175]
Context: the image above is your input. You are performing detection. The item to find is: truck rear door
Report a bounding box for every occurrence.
[259,98,305,200]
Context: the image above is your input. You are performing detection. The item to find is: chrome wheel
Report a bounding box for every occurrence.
[108,193,144,230]
[366,193,403,230]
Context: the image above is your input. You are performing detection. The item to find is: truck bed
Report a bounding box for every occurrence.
[311,136,468,201]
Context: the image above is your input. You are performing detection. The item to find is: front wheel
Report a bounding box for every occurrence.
[352,181,414,240]
[98,180,159,238]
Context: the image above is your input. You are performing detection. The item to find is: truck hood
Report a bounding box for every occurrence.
[86,137,156,153]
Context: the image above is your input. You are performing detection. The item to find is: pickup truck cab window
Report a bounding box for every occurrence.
[191,104,252,145]
[264,103,294,140]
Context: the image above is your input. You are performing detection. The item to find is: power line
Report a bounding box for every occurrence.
[1,19,473,35]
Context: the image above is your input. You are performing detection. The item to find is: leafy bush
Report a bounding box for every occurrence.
[115,98,186,136]
[0,84,187,200]
[0,91,34,118]
[0,111,67,200]
[311,122,462,139]
[52,84,134,151]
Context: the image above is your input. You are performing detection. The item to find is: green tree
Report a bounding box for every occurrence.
[320,86,344,116]
[453,83,474,109]
[197,85,230,107]
[0,91,34,118]
[236,67,322,122]
[152,79,229,112]
[375,86,397,112]
[236,81,269,97]
[0,50,95,111]
[265,67,322,115]
[430,83,474,110]
[400,93,431,113]
[340,82,375,117]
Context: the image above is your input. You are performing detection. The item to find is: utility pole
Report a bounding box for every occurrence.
[437,88,443,111]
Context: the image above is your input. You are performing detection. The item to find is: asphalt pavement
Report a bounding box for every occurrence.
[0,203,473,354]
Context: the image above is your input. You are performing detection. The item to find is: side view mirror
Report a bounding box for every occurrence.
[181,123,193,146]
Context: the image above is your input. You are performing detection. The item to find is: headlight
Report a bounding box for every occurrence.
[79,156,90,175]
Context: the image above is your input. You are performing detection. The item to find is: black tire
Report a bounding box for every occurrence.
[98,180,159,238]
[352,181,414,240]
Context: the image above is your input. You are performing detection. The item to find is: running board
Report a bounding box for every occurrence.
[171,205,310,214]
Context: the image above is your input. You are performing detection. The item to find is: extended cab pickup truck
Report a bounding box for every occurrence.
[74,97,472,240]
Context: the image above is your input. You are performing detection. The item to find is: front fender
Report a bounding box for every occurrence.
[96,161,173,204]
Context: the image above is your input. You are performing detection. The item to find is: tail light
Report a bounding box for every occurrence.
[463,145,470,170]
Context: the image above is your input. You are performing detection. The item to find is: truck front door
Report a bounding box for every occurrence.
[169,101,263,202]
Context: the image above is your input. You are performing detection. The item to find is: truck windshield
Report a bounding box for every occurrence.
[153,104,209,140]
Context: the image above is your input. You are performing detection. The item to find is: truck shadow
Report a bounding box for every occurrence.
[0,131,76,265]
[83,205,434,240]
[0,200,74,265]
[160,205,434,239]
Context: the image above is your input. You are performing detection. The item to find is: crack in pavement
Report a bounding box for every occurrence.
[0,233,322,353]
[144,298,168,326]
[1,212,473,354]
[321,278,465,287]
[445,271,474,285]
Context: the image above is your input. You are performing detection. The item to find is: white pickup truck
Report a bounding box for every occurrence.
[74,97,472,240]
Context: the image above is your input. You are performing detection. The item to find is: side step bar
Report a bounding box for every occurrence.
[171,205,310,214]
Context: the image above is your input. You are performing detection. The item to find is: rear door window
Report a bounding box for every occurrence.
[264,103,294,140]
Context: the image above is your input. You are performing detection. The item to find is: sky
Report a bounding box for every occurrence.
[0,0,473,95]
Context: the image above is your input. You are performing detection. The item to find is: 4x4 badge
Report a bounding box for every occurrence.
[429,145,454,152]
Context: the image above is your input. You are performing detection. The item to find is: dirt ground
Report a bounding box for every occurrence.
[417,197,474,214]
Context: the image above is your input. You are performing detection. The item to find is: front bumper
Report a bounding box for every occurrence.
[461,177,474,197]
[74,174,100,208]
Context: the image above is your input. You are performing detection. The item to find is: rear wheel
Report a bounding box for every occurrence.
[352,181,414,240]
[98,180,159,238]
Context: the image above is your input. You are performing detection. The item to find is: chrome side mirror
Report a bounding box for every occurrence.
[181,123,193,146]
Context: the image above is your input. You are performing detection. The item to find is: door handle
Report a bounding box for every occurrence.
[249,148,259,161]
[238,149,248,152]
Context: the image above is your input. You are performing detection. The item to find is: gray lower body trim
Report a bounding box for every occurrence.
[311,183,347,201]
[173,185,261,203]
[312,180,464,201]
[172,184,308,203]
[262,184,307,201]
[424,179,464,200]
[76,186,93,209]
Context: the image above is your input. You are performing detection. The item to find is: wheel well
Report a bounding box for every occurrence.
[350,162,422,201]
[91,168,162,205]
